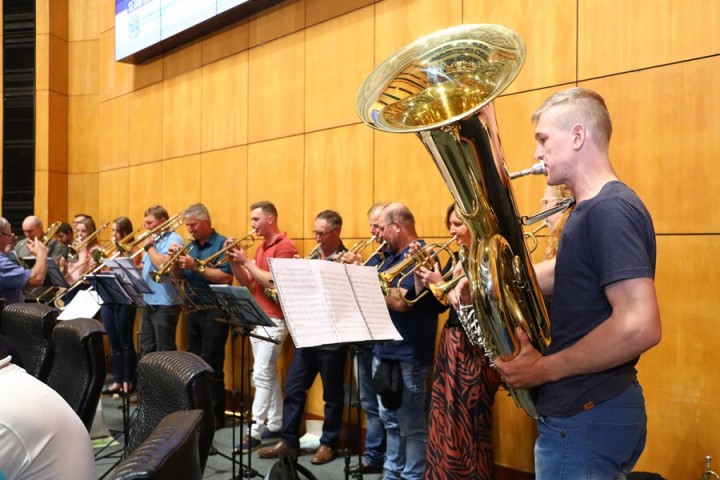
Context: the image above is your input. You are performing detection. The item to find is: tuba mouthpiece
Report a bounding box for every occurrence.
[509,161,547,179]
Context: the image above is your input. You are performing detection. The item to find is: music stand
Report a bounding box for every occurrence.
[34,258,71,303]
[86,271,144,467]
[209,285,278,480]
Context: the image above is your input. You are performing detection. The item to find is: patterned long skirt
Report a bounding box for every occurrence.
[424,324,501,480]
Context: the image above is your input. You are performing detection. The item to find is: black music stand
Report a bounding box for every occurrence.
[209,284,278,480]
[86,270,146,470]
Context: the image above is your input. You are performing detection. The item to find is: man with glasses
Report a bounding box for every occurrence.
[373,202,444,480]
[258,209,348,465]
[0,217,49,304]
[227,201,297,453]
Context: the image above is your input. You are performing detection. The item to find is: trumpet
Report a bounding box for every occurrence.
[524,221,549,254]
[362,240,387,267]
[306,244,322,260]
[64,221,110,263]
[335,235,377,264]
[150,235,194,282]
[41,221,62,245]
[701,456,720,480]
[195,229,256,271]
[378,236,457,304]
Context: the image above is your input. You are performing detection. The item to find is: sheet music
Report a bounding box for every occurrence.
[268,258,400,348]
[346,264,403,341]
[57,289,102,321]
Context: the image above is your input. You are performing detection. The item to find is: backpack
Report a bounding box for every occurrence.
[264,452,318,480]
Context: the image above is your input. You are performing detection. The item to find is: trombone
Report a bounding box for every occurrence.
[41,221,62,245]
[64,221,110,263]
[378,236,457,304]
[116,213,185,255]
[150,235,195,282]
[196,229,256,271]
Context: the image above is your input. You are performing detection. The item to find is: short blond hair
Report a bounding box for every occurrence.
[532,87,612,151]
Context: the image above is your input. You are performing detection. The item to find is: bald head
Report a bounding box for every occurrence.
[22,216,43,240]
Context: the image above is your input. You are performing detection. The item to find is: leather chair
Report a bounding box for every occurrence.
[0,303,58,380]
[126,351,215,474]
[45,318,106,430]
[110,410,204,480]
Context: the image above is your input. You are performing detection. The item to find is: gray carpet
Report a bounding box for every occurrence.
[94,393,384,480]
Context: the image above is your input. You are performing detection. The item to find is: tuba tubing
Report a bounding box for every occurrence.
[357,24,549,418]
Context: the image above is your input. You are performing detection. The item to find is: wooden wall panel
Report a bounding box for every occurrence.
[304,124,374,239]
[68,0,101,41]
[163,42,203,81]
[98,30,133,101]
[579,0,720,79]
[162,70,203,160]
[127,163,165,228]
[374,0,462,64]
[305,6,375,132]
[463,0,577,93]
[68,40,99,96]
[46,171,69,223]
[131,59,164,92]
[68,95,100,173]
[67,173,100,221]
[36,0,68,38]
[372,130,454,238]
[201,52,249,151]
[128,84,163,166]
[306,0,375,27]
[161,155,203,216]
[200,146,249,237]
[99,168,130,230]
[632,235,720,478]
[492,393,536,472]
[99,0,114,35]
[247,136,305,239]
[202,22,250,66]
[582,56,720,234]
[248,0,305,48]
[247,32,305,143]
[98,95,129,171]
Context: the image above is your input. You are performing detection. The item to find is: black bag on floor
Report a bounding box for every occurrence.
[264,452,318,480]
[372,358,403,410]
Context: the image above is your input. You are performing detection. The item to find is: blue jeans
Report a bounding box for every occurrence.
[280,346,347,448]
[101,304,137,384]
[187,308,229,422]
[535,381,647,480]
[358,348,385,467]
[374,356,431,480]
[139,305,181,354]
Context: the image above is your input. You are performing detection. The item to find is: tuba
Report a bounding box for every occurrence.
[357,24,549,418]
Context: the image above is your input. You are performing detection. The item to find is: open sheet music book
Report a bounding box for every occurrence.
[268,258,402,348]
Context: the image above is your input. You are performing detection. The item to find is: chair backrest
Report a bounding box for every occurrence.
[0,303,58,380]
[110,409,203,480]
[45,318,107,430]
[127,351,215,474]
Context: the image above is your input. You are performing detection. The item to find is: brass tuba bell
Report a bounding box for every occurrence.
[357,24,549,418]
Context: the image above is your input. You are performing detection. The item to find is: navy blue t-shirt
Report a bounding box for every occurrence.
[536,181,656,416]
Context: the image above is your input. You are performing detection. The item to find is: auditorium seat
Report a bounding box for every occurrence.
[125,351,215,475]
[45,318,106,430]
[110,409,204,480]
[0,303,58,380]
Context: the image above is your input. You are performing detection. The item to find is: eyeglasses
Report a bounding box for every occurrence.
[0,231,12,238]
[313,228,337,237]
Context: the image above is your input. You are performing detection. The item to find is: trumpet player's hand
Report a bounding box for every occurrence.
[226,246,248,265]
[341,251,362,265]
[406,241,422,257]
[176,252,196,271]
[492,327,544,389]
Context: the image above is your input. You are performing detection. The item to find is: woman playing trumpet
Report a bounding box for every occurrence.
[413,204,500,480]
